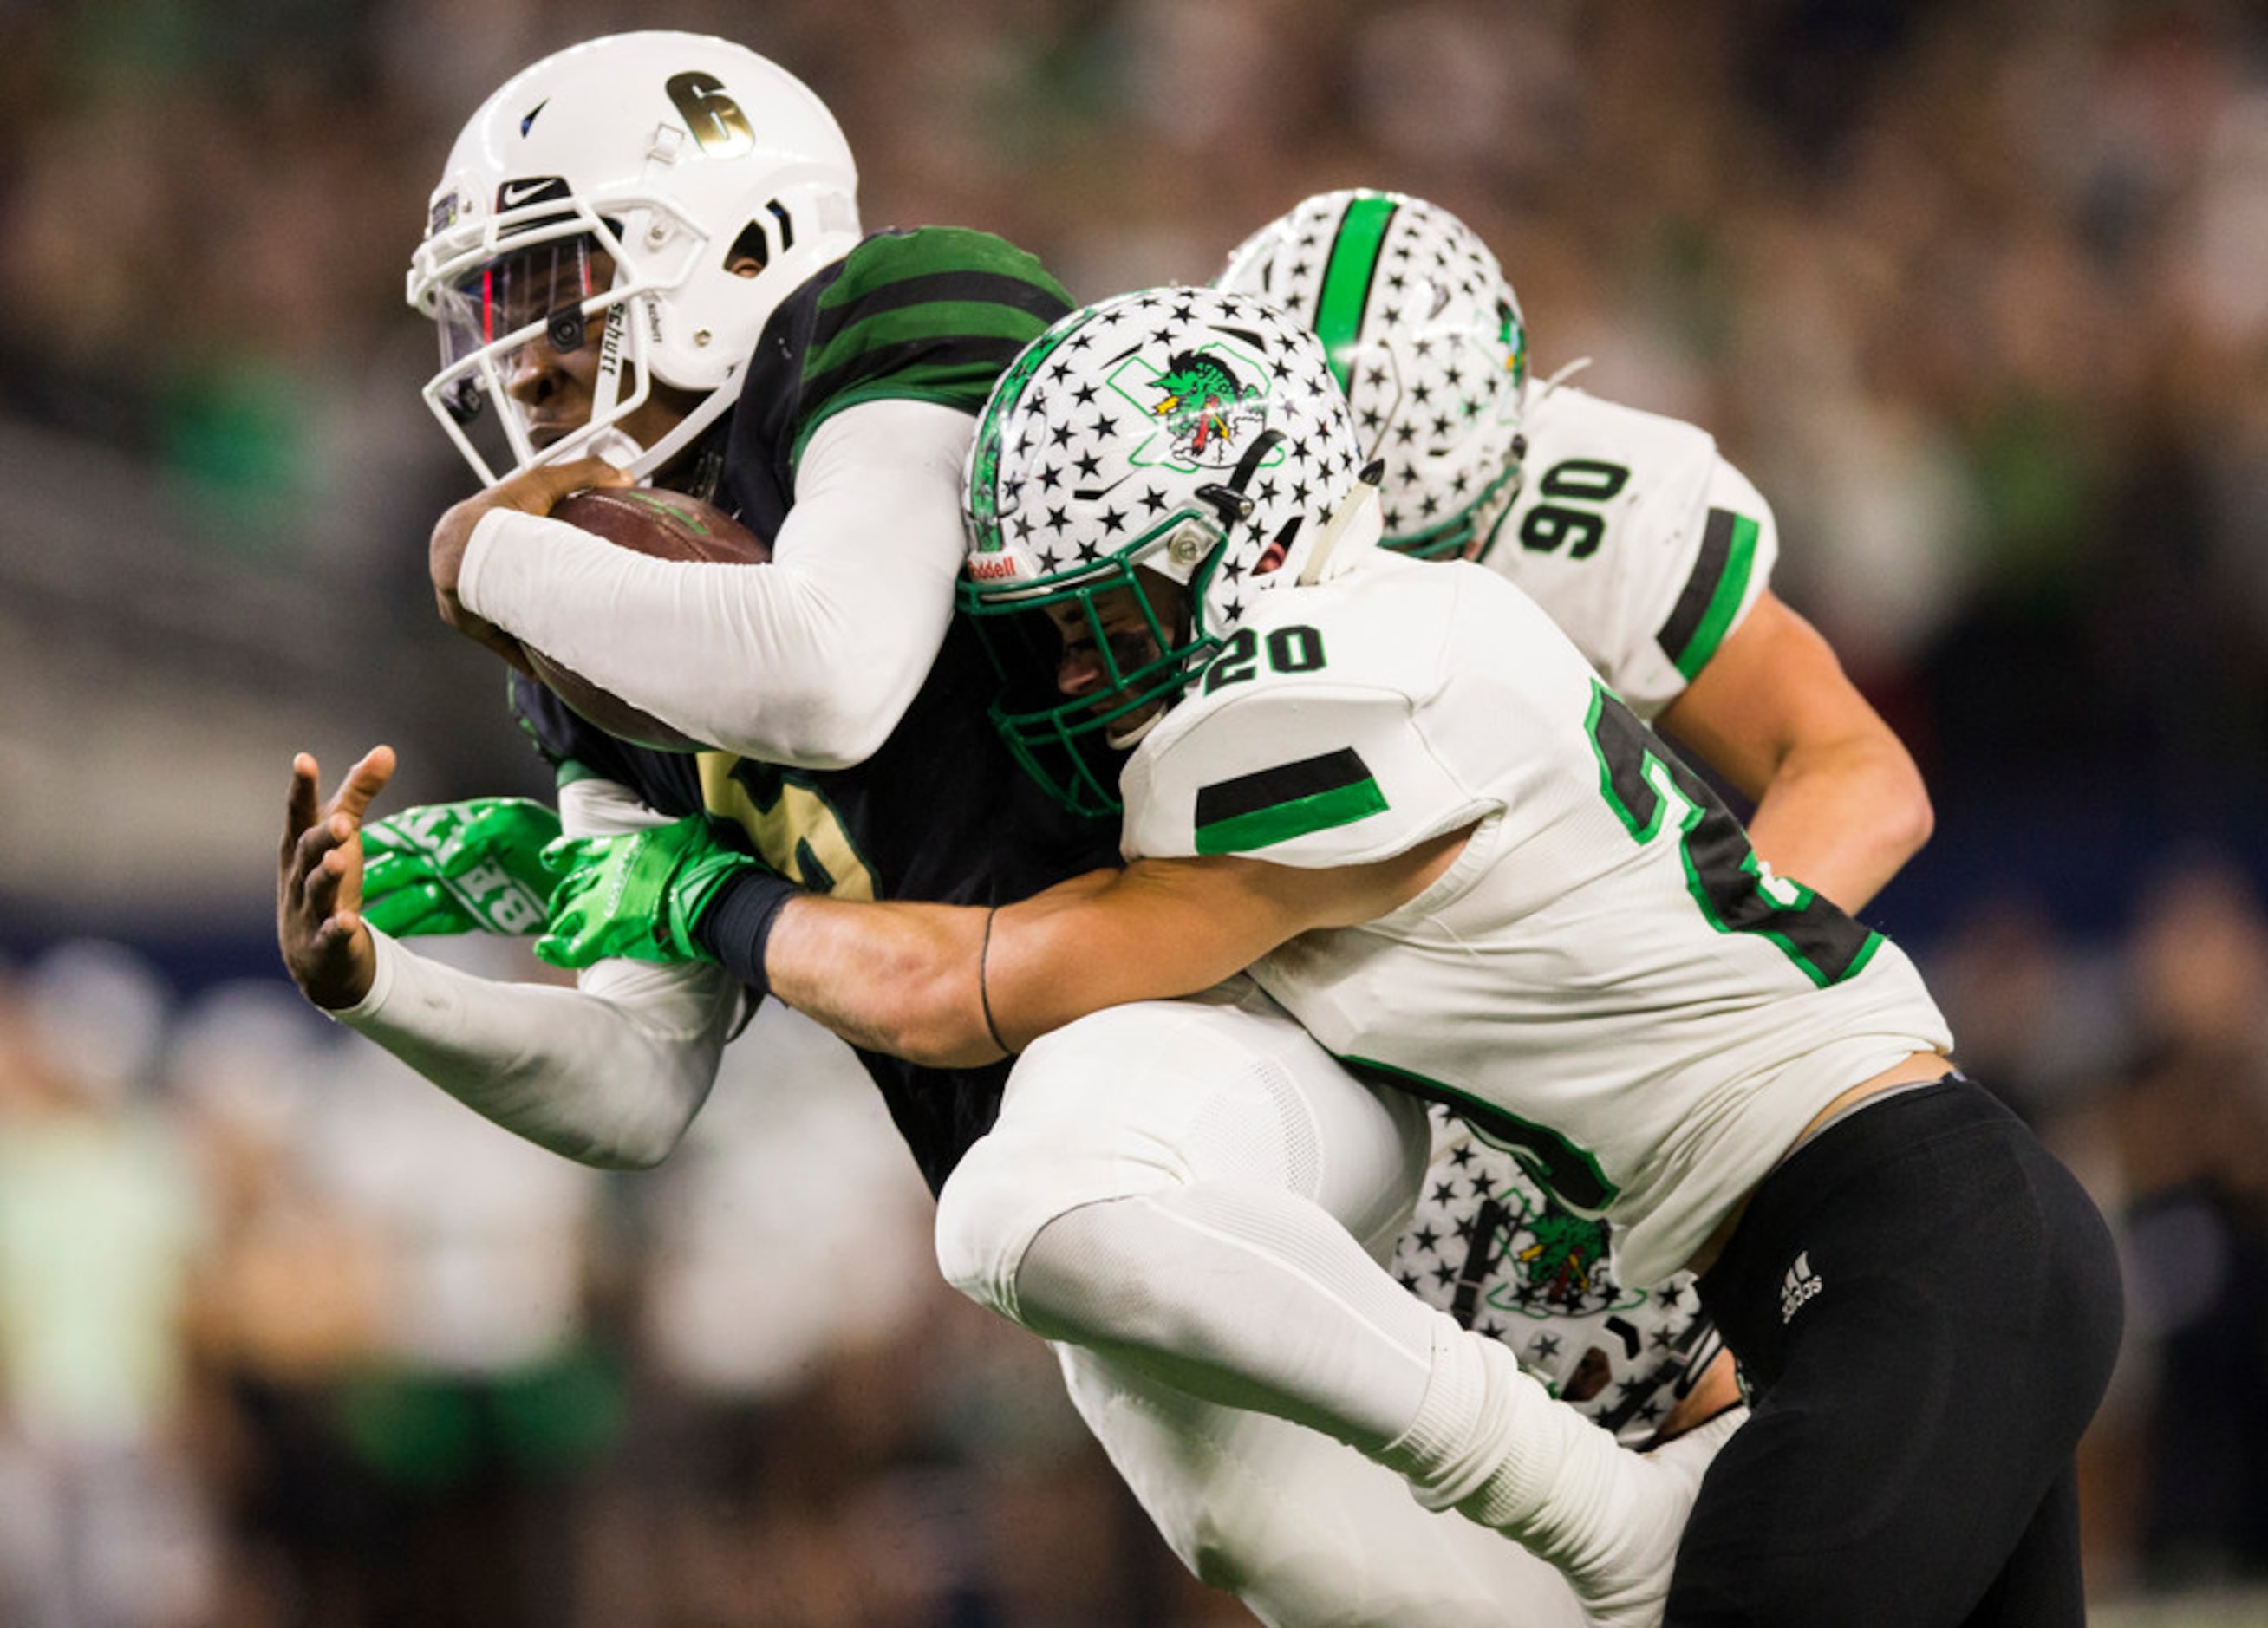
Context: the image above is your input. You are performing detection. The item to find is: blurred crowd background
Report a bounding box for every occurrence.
[3,0,2268,1621]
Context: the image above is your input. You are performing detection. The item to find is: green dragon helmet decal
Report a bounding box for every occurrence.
[1146,349,1266,463]
[1217,189,1529,560]
[1390,1109,1712,1449]
[960,286,1365,816]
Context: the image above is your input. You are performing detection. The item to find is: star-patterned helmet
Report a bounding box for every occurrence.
[960,285,1365,816]
[1391,1107,1725,1449]
[1217,190,1528,559]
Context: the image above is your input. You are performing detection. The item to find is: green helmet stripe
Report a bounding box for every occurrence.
[1313,194,1399,394]
[964,308,1095,554]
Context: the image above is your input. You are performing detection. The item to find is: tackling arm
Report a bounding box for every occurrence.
[764,828,1471,1066]
[1655,591,1932,912]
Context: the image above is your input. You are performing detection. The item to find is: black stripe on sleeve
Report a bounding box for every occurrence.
[1196,747,1374,827]
[811,269,1073,353]
[1655,507,1736,668]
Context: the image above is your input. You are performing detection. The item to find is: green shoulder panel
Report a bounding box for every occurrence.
[790,227,1074,466]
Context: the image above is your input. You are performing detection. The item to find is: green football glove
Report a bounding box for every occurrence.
[534,815,765,969]
[360,798,562,938]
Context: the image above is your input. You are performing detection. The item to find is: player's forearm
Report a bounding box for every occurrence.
[1742,736,1932,913]
[459,512,945,767]
[764,858,1362,1065]
[332,931,737,1167]
[765,895,1004,1067]
[458,402,969,767]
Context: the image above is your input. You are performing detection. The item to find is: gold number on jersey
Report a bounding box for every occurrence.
[696,752,877,900]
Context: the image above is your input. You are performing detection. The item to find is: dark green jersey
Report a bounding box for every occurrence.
[517,227,1115,1195]
[718,225,1076,542]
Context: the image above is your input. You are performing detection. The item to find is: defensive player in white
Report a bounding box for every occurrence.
[991,193,1937,1608]
[1209,191,1936,1450]
[669,286,2124,1625]
[1215,190,1931,911]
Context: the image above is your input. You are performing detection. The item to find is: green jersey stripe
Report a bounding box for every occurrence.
[1313,195,1399,395]
[1196,778,1388,855]
[792,335,1037,464]
[805,303,1063,401]
[1193,747,1386,854]
[811,269,1072,356]
[1656,508,1759,680]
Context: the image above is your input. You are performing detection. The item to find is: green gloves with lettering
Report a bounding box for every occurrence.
[360,798,561,938]
[535,814,766,969]
[360,798,774,972]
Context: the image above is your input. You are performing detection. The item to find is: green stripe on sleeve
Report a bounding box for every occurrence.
[1194,747,1387,854]
[1657,508,1759,681]
[1313,196,1398,395]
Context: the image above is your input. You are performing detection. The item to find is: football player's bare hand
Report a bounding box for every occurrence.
[278,746,397,1010]
[428,458,635,664]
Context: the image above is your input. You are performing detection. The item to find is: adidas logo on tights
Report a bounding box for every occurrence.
[1779,1251,1822,1324]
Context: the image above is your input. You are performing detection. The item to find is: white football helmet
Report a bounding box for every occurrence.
[1217,190,1528,559]
[960,286,1372,814]
[407,31,862,484]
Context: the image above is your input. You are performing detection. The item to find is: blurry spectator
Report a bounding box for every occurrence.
[612,1002,947,1624]
[166,980,393,1628]
[0,942,218,1627]
[299,940,622,1628]
[1922,892,2128,1124]
[2110,859,2268,1588]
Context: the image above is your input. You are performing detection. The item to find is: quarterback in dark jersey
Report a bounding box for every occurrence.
[277,35,1114,1196]
[495,223,1119,1195]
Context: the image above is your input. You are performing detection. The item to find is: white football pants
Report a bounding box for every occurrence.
[934,980,1588,1627]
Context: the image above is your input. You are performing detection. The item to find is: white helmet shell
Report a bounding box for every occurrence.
[957,286,1372,815]
[963,284,1367,643]
[1218,190,1528,558]
[407,31,862,483]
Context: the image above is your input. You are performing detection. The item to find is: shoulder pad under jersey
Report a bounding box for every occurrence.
[1493,387,1780,717]
[789,227,1074,463]
[1121,563,1496,867]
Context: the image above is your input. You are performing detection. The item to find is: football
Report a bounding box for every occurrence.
[523,488,772,751]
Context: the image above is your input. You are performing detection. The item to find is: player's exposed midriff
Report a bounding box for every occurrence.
[1682,1048,1954,1276]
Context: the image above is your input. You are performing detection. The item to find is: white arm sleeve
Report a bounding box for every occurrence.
[332,934,740,1169]
[458,397,974,769]
[325,776,740,1168]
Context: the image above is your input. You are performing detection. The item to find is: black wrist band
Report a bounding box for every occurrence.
[694,867,802,1000]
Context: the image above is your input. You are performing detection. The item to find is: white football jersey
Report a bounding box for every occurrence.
[1121,554,1951,1290]
[1484,385,1778,720]
[1407,384,1776,1435]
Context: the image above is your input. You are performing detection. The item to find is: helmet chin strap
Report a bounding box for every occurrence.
[1298,459,1388,585]
[622,381,740,482]
[540,375,739,485]
[578,427,647,468]
[1105,709,1164,751]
